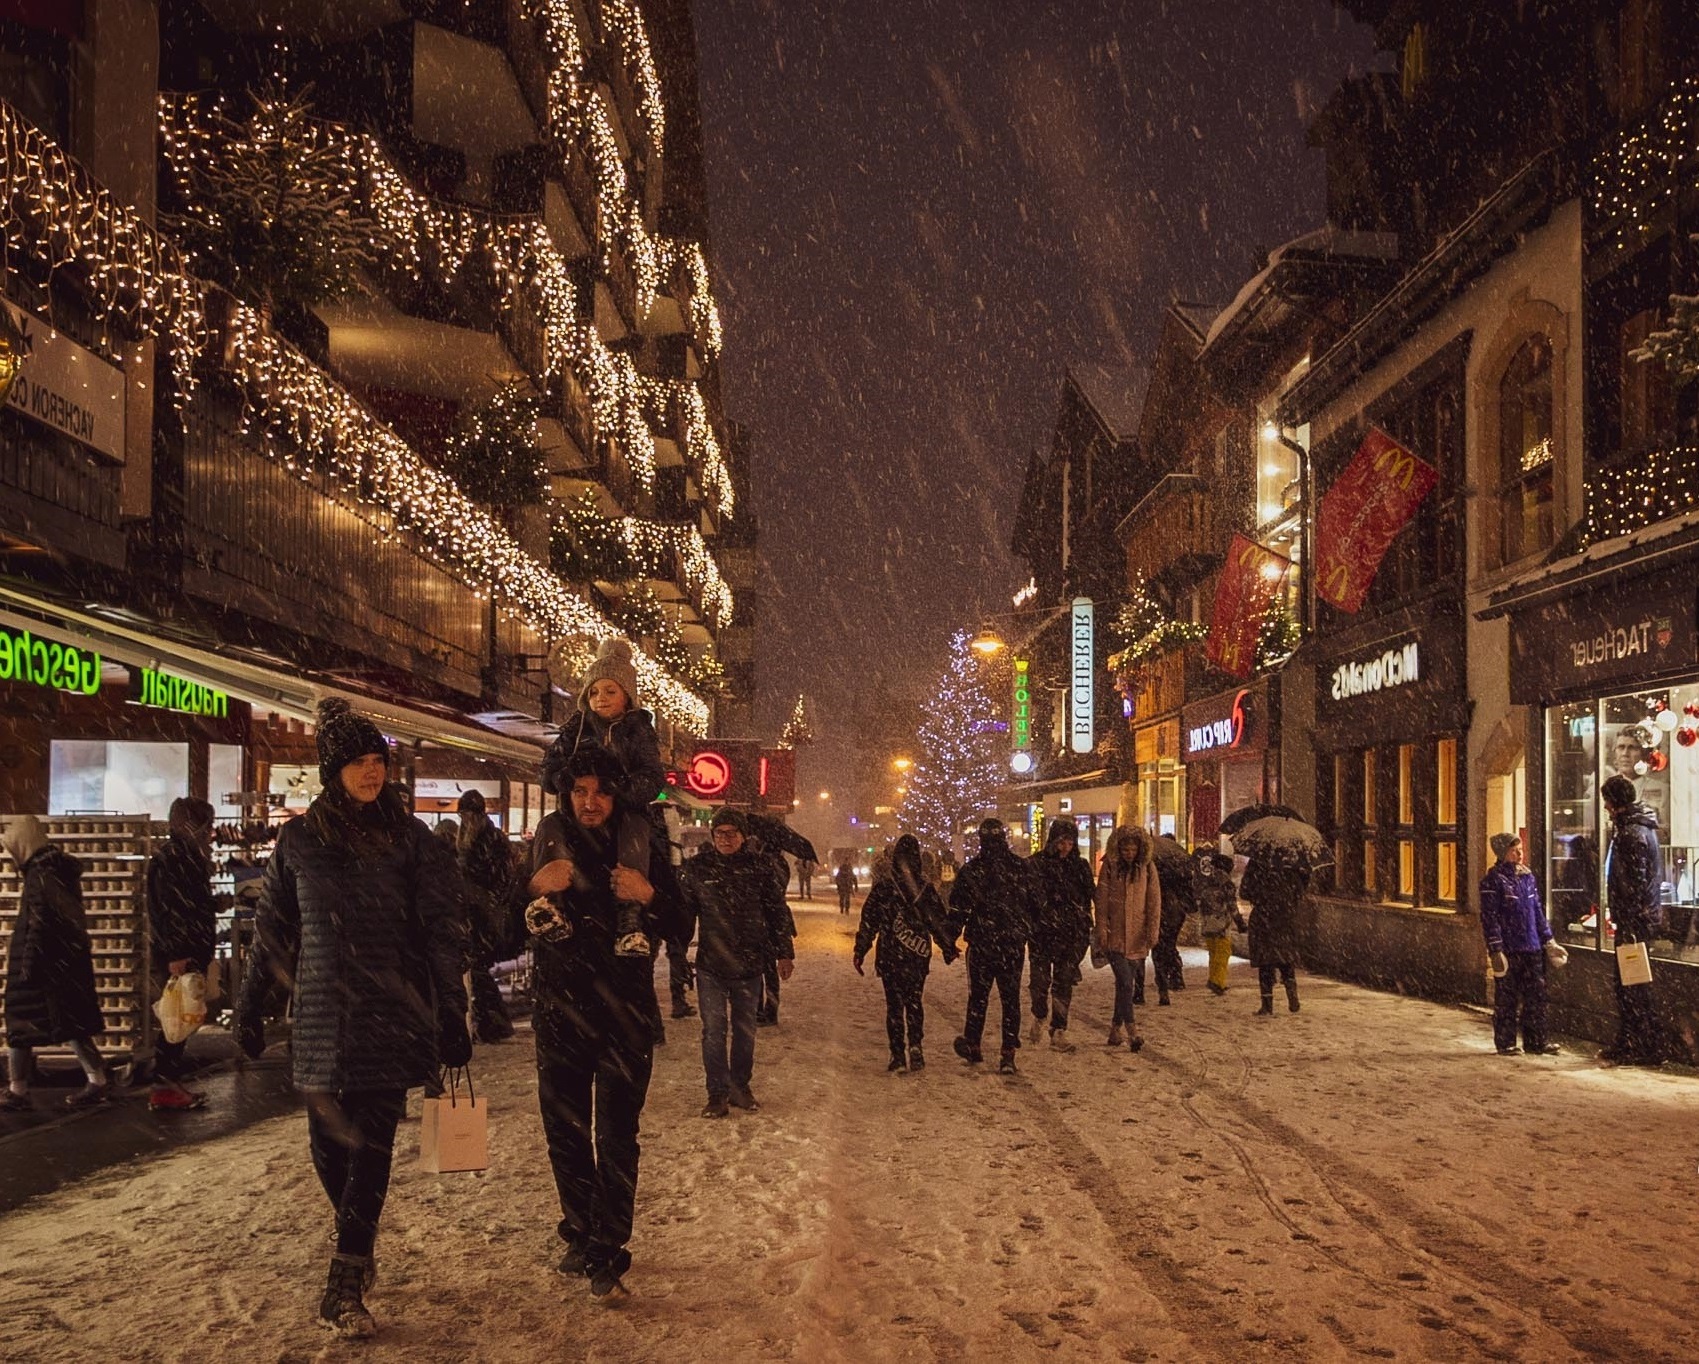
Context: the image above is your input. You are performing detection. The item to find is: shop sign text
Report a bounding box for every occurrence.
[1070,597,1094,754]
[132,667,229,718]
[2,299,127,463]
[1570,618,1666,672]
[0,626,100,694]
[1187,689,1248,756]
[1330,641,1420,701]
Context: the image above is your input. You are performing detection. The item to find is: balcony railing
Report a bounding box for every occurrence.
[1583,443,1699,546]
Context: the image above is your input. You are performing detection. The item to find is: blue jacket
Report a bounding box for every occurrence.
[1478,862,1551,954]
[1607,803,1665,935]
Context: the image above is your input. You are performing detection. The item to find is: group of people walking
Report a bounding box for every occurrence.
[851,814,1311,1078]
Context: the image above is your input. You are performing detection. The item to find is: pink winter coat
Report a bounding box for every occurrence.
[1092,856,1162,958]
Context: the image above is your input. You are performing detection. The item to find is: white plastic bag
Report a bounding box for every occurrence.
[154,972,208,1044]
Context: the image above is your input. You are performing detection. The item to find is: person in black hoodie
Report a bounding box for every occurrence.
[948,819,1036,1073]
[1600,774,1668,1065]
[854,834,957,1072]
[234,700,469,1339]
[456,790,516,1043]
[678,809,794,1117]
[2,815,108,1112]
[1025,819,1095,1051]
[145,797,218,1110]
[518,745,677,1298]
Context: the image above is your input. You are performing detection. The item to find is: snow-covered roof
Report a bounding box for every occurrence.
[1482,508,1699,616]
[1204,227,1400,349]
[1171,301,1223,341]
[1067,363,1150,442]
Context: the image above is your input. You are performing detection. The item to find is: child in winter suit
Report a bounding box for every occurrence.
[540,640,668,957]
[1196,851,1238,994]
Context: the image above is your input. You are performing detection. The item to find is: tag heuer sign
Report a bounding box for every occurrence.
[1508,572,1699,705]
[2,298,127,464]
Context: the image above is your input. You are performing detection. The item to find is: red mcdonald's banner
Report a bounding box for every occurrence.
[1313,427,1438,614]
[1206,534,1291,678]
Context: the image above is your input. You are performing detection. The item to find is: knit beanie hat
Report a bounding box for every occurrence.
[577,638,641,714]
[711,807,748,834]
[315,698,390,787]
[1489,832,1521,859]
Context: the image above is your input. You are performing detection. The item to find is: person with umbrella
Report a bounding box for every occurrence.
[1236,845,1310,1015]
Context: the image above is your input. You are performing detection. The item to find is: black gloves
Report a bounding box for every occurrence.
[439,1013,473,1069]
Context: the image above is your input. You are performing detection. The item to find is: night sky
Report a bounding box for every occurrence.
[692,0,1383,799]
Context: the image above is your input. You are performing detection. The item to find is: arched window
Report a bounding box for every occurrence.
[1497,335,1556,565]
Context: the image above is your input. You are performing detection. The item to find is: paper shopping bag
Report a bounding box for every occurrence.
[1616,941,1653,987]
[419,1070,489,1173]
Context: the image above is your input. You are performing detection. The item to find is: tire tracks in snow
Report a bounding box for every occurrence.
[1128,1011,1673,1362]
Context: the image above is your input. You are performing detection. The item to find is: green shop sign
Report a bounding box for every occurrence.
[0,627,101,694]
[131,667,229,718]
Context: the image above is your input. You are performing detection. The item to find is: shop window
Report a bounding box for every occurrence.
[1363,749,1378,893]
[1436,738,1458,825]
[1621,310,1674,450]
[1398,841,1416,898]
[209,744,245,821]
[1437,841,1458,903]
[48,740,189,821]
[1496,336,1556,566]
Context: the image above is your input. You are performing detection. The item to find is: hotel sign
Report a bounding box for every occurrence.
[2,298,127,464]
[1011,656,1034,774]
[1070,598,1094,754]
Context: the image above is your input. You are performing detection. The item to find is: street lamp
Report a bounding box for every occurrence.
[818,789,831,802]
[970,628,1006,657]
[892,756,913,773]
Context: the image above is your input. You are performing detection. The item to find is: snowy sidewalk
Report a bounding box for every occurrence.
[2,907,1696,1362]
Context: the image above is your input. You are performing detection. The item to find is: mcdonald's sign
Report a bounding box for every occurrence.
[1205,534,1290,679]
[1314,427,1438,614]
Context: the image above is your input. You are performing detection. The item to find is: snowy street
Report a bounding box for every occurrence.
[3,902,1696,1364]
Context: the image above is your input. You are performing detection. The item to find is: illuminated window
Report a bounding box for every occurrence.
[1496,336,1555,566]
[1399,841,1416,897]
[1437,841,1457,903]
[1398,744,1415,825]
[1437,738,1457,825]
[1363,751,1377,824]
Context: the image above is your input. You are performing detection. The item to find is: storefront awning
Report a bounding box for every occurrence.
[1005,768,1111,796]
[0,585,545,767]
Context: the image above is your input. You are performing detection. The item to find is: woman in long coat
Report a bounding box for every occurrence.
[235,700,468,1339]
[1092,826,1162,1053]
[1240,853,1309,1015]
[2,815,108,1110]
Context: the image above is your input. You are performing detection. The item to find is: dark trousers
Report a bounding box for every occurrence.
[963,945,1022,1052]
[665,938,693,1010]
[881,967,926,1058]
[470,957,513,1041]
[838,889,852,914]
[1613,929,1665,1060]
[1108,952,1141,1030]
[305,1088,408,1259]
[537,1033,654,1267]
[1027,950,1078,1031]
[1493,951,1548,1052]
[1153,922,1184,992]
[1257,963,1297,997]
[698,969,760,1100]
[150,966,190,1082]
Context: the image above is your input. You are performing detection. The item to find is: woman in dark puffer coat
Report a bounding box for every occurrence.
[235,700,469,1340]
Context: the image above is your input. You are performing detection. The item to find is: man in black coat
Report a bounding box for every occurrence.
[145,797,218,1110]
[455,790,516,1044]
[1152,836,1196,1001]
[520,747,677,1297]
[679,809,795,1117]
[949,819,1036,1073]
[2,815,108,1111]
[1600,774,1668,1065]
[1026,819,1095,1051]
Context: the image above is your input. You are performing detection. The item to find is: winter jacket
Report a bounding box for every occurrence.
[519,810,668,1063]
[679,843,794,982]
[1606,803,1666,936]
[834,865,858,893]
[239,811,469,1092]
[1154,840,1197,933]
[854,879,953,976]
[1240,857,1308,967]
[1027,845,1095,964]
[458,816,514,947]
[3,846,104,1046]
[541,708,666,816]
[146,832,218,972]
[1478,862,1552,955]
[1093,856,1162,959]
[1196,867,1238,939]
[947,844,1035,956]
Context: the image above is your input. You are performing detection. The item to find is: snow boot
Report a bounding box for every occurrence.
[888,1053,907,1072]
[1026,1014,1043,1044]
[1256,995,1275,1016]
[908,1045,925,1072]
[729,1086,760,1112]
[614,929,651,958]
[998,1048,1017,1075]
[952,1037,982,1065]
[588,1248,632,1300]
[1050,1028,1075,1053]
[1106,1024,1124,1047]
[1285,981,1300,1013]
[1207,982,1226,996]
[558,1241,589,1277]
[64,1082,109,1108]
[0,1090,29,1113]
[318,1254,375,1339]
[1158,990,1171,1007]
[670,996,696,1019]
[1128,1034,1145,1054]
[701,1096,729,1118]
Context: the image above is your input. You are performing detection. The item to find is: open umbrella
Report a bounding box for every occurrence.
[1226,815,1331,870]
[1150,834,1195,872]
[742,811,819,865]
[1219,803,1307,836]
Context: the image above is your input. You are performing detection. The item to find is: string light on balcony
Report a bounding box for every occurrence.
[599,0,667,155]
[1585,445,1699,545]
[1588,76,1699,251]
[615,517,734,627]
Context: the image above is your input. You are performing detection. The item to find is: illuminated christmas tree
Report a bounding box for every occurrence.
[901,631,1002,856]
[779,693,815,748]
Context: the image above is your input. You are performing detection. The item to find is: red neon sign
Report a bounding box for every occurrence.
[685,750,732,798]
[758,755,770,798]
